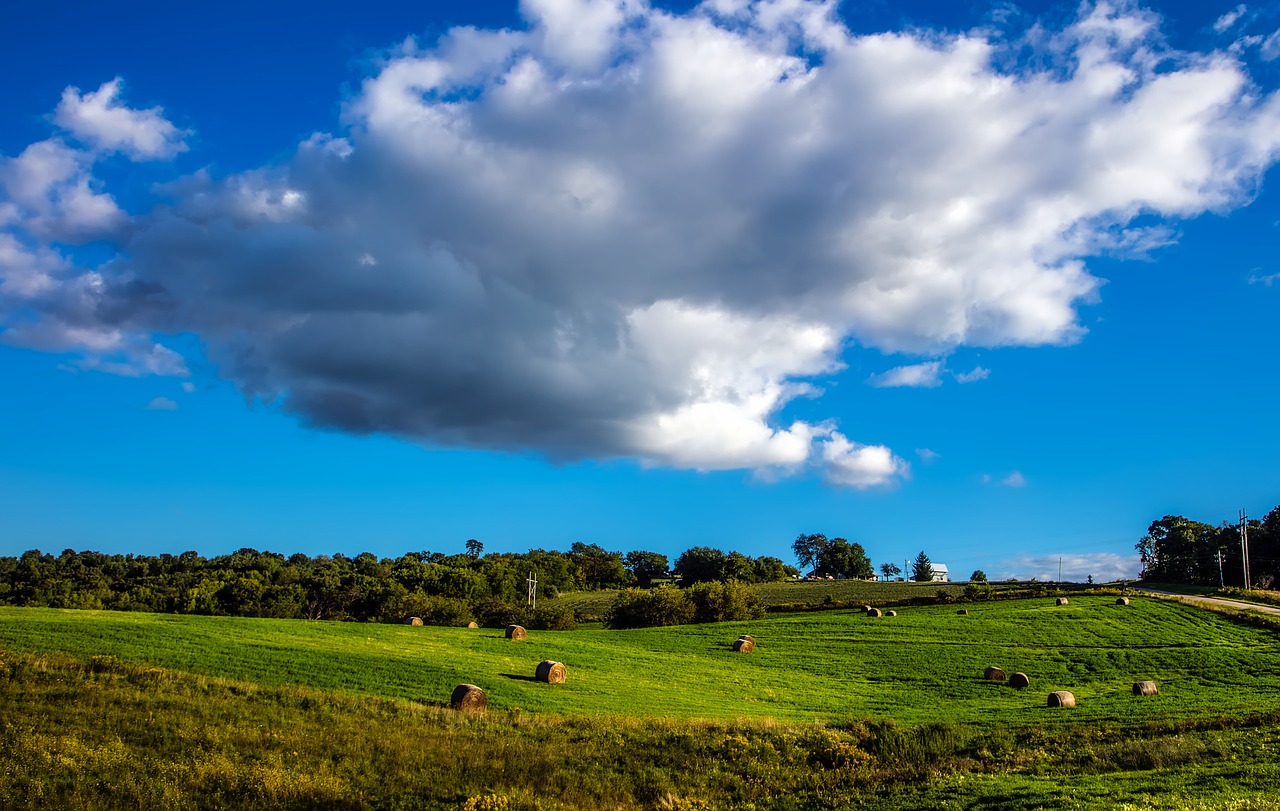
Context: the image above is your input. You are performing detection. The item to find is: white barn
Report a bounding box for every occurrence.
[931,564,950,582]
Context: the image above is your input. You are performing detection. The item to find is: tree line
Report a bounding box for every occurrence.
[0,542,799,627]
[1137,504,1280,588]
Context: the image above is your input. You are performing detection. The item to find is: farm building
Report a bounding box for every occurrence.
[932,564,950,582]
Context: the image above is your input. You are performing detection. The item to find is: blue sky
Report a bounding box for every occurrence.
[2,0,1277,581]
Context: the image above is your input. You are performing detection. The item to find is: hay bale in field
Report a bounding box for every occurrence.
[450,684,487,713]
[405,616,423,626]
[733,636,755,653]
[1117,597,1131,606]
[1133,680,1158,696]
[467,621,479,628]
[984,666,1006,682]
[739,634,755,642]
[861,604,873,612]
[1047,690,1076,708]
[886,610,897,617]
[536,660,567,684]
[1009,672,1030,689]
[1056,597,1070,606]
[957,609,969,615]
[505,624,527,640]
[866,608,883,618]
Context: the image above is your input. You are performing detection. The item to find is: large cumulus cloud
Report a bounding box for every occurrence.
[3,0,1279,486]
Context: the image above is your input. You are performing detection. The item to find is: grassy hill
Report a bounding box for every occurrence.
[3,596,1280,809]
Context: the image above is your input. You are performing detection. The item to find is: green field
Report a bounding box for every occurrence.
[2,595,1277,724]
[4,595,1280,809]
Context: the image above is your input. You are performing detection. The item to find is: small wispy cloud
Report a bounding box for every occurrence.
[867,361,943,388]
[981,470,1026,487]
[1262,30,1280,61]
[955,366,990,384]
[1214,4,1247,33]
[1248,271,1280,286]
[181,381,195,393]
[146,396,178,411]
[916,448,940,463]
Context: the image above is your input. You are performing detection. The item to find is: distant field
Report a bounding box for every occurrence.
[2,595,1277,725]
[553,578,981,621]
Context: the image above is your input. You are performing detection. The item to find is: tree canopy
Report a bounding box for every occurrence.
[912,551,934,582]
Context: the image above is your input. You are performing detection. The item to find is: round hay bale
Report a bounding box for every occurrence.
[866,608,883,618]
[956,609,969,615]
[536,660,567,684]
[450,684,487,713]
[466,621,479,629]
[1047,690,1076,708]
[739,634,755,642]
[1009,672,1030,689]
[861,604,872,612]
[505,624,527,640]
[885,610,897,617]
[984,666,1006,682]
[1116,597,1130,606]
[405,616,423,626]
[1133,680,1158,696]
[1056,597,1070,606]
[733,637,755,653]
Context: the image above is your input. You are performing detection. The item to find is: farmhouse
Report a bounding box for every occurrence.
[932,564,950,582]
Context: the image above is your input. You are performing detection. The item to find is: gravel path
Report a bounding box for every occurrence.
[1142,590,1280,616]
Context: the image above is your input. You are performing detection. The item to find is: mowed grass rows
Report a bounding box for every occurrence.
[2,595,1278,725]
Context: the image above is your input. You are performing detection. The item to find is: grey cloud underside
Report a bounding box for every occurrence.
[5,0,1280,482]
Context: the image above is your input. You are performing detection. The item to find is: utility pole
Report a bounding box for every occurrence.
[904,559,909,581]
[1058,557,1062,584]
[527,572,538,610]
[1240,510,1251,590]
[1217,549,1225,589]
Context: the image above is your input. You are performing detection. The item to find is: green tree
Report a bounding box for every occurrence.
[624,551,669,588]
[912,551,934,582]
[792,533,828,573]
[969,570,987,583]
[819,538,873,580]
[674,546,728,586]
[464,539,484,559]
[569,542,631,589]
[880,562,901,580]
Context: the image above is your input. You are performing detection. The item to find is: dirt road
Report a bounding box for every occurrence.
[1142,590,1280,616]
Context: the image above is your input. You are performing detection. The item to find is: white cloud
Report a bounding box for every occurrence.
[867,361,944,388]
[0,140,124,240]
[1248,271,1280,286]
[1214,4,1247,33]
[1002,471,1027,487]
[997,552,1141,583]
[818,432,909,489]
[5,1,1280,483]
[954,366,990,384]
[181,381,196,393]
[915,448,940,462]
[53,78,188,160]
[1260,30,1280,61]
[145,396,178,411]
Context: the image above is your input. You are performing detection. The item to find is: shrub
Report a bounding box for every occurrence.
[527,602,577,630]
[472,599,525,628]
[687,580,765,624]
[604,586,694,629]
[382,593,474,626]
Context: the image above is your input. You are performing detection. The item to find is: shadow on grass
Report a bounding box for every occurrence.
[499,673,539,682]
